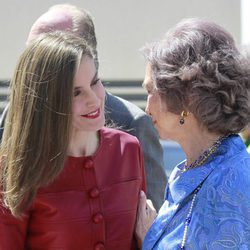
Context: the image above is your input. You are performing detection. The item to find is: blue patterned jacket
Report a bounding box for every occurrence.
[143,135,250,250]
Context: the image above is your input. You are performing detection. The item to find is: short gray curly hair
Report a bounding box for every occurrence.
[143,18,250,134]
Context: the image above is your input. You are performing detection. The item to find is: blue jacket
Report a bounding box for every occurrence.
[143,135,250,249]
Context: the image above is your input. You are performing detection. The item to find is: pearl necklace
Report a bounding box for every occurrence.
[180,184,201,250]
[180,135,228,249]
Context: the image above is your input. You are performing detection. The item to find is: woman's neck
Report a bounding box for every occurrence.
[180,130,222,166]
[67,129,100,157]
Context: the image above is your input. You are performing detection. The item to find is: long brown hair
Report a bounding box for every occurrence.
[0,32,94,217]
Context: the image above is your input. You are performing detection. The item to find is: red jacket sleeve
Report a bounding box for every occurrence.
[0,201,29,249]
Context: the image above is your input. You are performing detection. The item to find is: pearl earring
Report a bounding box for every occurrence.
[180,111,189,125]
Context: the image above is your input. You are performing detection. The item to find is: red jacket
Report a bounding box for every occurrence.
[0,128,146,250]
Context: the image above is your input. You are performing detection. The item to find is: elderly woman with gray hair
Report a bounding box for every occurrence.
[136,18,250,249]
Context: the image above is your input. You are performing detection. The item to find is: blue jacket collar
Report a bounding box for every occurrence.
[167,134,245,204]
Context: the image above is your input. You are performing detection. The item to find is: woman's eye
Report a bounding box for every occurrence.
[74,90,81,97]
[91,78,101,86]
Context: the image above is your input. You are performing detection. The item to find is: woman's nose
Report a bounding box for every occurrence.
[85,90,99,107]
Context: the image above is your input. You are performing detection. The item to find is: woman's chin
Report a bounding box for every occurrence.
[158,130,172,141]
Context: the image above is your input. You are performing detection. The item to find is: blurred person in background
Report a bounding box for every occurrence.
[241,127,250,153]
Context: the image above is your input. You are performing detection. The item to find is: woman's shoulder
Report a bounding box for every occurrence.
[211,135,250,182]
[202,151,250,204]
[100,127,140,145]
[193,156,250,249]
[210,154,250,186]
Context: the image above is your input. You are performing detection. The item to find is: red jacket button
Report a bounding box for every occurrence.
[93,213,104,224]
[95,242,105,250]
[89,187,100,198]
[84,159,94,169]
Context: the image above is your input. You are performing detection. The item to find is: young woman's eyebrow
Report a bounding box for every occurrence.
[74,72,98,89]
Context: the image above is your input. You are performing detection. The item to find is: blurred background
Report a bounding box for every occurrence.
[0,0,249,174]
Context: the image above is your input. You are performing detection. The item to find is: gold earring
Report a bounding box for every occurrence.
[180,111,189,125]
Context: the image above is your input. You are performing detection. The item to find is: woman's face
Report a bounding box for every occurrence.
[71,56,105,132]
[143,64,180,141]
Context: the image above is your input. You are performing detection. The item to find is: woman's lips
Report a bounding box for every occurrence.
[81,108,100,119]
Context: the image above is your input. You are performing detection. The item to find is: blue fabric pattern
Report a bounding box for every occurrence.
[143,135,250,250]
